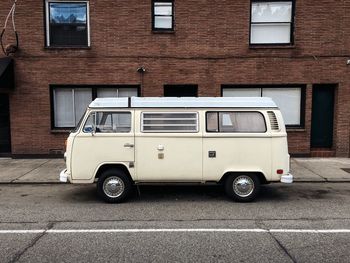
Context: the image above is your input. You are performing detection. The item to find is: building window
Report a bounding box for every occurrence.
[222,86,304,127]
[141,112,198,132]
[152,1,174,31]
[206,112,266,133]
[45,1,90,47]
[250,1,293,45]
[51,86,139,129]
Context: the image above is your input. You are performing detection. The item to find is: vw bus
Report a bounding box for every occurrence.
[60,97,293,203]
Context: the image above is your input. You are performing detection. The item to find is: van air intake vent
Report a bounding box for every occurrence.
[267,111,279,131]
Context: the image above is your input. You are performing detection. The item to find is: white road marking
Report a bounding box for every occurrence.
[0,228,350,234]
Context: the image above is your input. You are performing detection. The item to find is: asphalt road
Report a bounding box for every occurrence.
[0,183,350,263]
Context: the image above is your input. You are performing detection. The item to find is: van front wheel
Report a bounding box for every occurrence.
[97,169,132,203]
[225,174,260,202]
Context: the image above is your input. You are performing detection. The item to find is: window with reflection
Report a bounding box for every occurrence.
[46,1,89,47]
[250,1,293,44]
[152,1,174,31]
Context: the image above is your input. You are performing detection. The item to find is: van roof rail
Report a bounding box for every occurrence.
[89,97,278,108]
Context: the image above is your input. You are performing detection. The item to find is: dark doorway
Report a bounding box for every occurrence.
[311,85,335,148]
[164,85,198,97]
[0,94,11,153]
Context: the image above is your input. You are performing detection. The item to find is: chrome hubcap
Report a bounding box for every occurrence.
[233,176,254,197]
[103,177,125,198]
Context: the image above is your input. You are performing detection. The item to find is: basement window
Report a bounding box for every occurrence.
[45,1,90,47]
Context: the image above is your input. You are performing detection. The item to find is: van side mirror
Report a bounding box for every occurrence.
[83,125,94,134]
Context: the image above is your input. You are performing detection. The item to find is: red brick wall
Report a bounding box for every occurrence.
[0,0,349,156]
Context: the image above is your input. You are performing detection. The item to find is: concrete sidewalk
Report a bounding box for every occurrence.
[0,158,350,184]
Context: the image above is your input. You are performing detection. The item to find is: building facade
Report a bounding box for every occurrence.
[0,0,349,157]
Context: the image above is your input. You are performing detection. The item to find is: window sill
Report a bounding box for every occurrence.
[286,128,306,132]
[51,129,71,134]
[249,44,295,50]
[152,30,175,34]
[45,46,91,50]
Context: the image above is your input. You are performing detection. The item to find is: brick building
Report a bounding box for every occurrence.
[0,0,349,157]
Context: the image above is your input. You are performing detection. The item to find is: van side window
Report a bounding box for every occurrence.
[141,112,198,132]
[83,112,131,133]
[206,112,266,133]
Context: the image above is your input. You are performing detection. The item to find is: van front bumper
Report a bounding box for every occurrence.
[59,169,70,183]
[281,173,293,183]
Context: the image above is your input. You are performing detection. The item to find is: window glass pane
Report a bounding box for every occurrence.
[251,23,291,44]
[206,113,218,132]
[142,112,198,132]
[219,112,266,133]
[83,112,95,133]
[95,112,131,133]
[118,88,138,97]
[262,88,301,125]
[50,3,87,24]
[74,88,92,125]
[154,3,172,15]
[154,16,172,29]
[54,88,74,127]
[222,88,261,97]
[49,2,88,46]
[252,2,292,23]
[97,88,119,98]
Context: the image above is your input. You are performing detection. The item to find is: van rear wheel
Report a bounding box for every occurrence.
[97,169,132,203]
[225,174,260,202]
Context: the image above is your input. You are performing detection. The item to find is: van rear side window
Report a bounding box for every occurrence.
[206,112,266,133]
[141,112,199,132]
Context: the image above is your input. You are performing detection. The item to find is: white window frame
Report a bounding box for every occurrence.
[141,112,199,133]
[250,1,294,45]
[45,0,91,47]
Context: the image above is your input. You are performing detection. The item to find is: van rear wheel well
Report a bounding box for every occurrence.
[95,164,133,183]
[219,172,268,185]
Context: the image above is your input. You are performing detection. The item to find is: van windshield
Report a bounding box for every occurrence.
[72,110,87,133]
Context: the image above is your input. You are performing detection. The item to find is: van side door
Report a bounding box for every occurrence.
[135,110,202,182]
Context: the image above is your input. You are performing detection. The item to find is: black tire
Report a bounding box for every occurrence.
[225,173,260,202]
[97,169,132,203]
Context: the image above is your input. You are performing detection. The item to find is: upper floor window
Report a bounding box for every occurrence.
[250,1,293,45]
[45,1,90,47]
[152,1,174,31]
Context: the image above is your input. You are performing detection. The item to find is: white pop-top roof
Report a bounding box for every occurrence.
[89,97,278,108]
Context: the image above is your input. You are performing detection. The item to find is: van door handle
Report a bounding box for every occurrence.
[124,143,134,148]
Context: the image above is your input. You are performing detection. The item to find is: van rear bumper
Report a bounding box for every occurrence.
[281,173,293,183]
[59,169,70,183]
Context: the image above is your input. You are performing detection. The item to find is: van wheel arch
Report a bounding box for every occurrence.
[219,172,267,185]
[95,164,134,183]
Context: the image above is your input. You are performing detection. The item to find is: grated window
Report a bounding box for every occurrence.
[141,112,198,132]
[268,111,280,131]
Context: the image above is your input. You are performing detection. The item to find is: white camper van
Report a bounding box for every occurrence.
[60,97,293,203]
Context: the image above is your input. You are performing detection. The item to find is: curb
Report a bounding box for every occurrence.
[1,181,350,185]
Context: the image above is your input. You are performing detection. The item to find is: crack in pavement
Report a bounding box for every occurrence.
[293,159,328,182]
[8,222,55,263]
[10,160,51,183]
[258,220,296,263]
